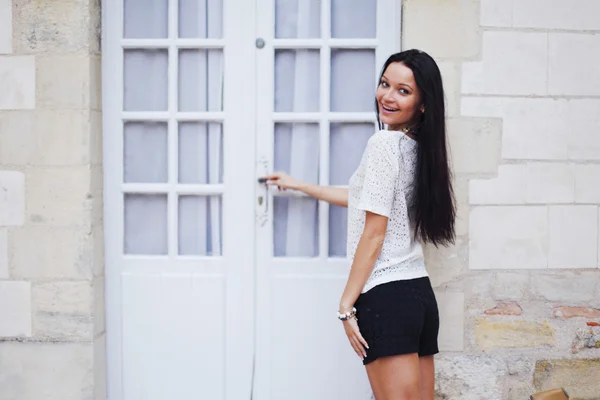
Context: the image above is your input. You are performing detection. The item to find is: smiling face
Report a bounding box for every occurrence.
[376,62,424,131]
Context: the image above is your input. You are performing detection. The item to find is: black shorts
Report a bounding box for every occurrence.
[355,277,439,365]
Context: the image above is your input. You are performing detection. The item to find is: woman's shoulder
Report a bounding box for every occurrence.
[367,129,402,149]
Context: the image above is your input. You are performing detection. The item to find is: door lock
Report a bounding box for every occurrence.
[255,38,265,49]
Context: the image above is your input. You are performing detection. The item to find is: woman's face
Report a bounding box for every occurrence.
[376,62,423,131]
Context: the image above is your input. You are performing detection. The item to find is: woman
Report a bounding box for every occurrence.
[262,49,456,400]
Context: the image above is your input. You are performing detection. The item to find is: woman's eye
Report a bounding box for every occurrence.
[380,81,388,87]
[399,88,409,95]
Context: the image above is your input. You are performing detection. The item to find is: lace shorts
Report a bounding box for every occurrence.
[355,277,439,365]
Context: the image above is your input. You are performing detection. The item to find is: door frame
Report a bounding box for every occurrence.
[102,1,257,399]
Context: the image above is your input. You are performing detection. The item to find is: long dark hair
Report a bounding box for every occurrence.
[376,49,456,246]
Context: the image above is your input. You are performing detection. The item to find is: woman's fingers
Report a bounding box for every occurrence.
[355,329,369,350]
[349,336,365,359]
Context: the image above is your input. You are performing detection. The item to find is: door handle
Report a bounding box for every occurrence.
[256,157,269,226]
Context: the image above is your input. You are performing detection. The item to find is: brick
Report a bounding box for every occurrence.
[26,167,93,227]
[10,226,94,279]
[470,206,548,270]
[436,292,464,351]
[0,229,7,278]
[514,0,600,30]
[435,355,507,400]
[552,306,600,319]
[534,359,600,400]
[470,165,527,205]
[462,32,547,96]
[484,302,522,316]
[475,319,555,349]
[0,0,12,54]
[0,170,25,226]
[492,272,529,300]
[461,98,569,160]
[575,165,600,203]
[0,55,35,109]
[36,55,92,109]
[549,34,600,96]
[480,0,512,27]
[12,0,96,54]
[549,206,598,269]
[402,0,480,59]
[525,163,574,204]
[568,100,600,161]
[533,272,598,303]
[0,281,32,337]
[0,342,93,400]
[447,118,502,175]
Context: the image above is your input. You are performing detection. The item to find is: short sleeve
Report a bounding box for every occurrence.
[357,133,399,217]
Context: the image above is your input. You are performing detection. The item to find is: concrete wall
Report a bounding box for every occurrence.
[0,0,105,399]
[403,0,600,398]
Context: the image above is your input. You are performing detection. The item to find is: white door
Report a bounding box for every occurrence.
[253,1,400,399]
[103,1,400,399]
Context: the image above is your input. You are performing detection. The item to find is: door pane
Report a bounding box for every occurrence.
[330,50,376,112]
[124,50,168,111]
[124,194,168,255]
[275,0,321,38]
[329,205,347,257]
[331,0,376,38]
[274,50,320,112]
[179,50,224,112]
[274,123,319,257]
[124,122,168,183]
[178,195,222,255]
[179,0,223,38]
[124,0,168,38]
[178,122,223,184]
[329,123,373,185]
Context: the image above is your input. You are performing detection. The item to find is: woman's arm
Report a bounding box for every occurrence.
[339,212,387,312]
[261,172,349,207]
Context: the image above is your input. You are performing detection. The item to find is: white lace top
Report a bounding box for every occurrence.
[347,129,427,293]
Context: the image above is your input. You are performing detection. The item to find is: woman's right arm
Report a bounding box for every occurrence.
[261,172,349,208]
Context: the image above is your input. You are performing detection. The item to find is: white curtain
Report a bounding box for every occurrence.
[123,0,223,256]
[273,0,376,257]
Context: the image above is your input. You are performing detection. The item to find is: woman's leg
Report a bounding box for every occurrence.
[365,353,421,400]
[418,355,435,400]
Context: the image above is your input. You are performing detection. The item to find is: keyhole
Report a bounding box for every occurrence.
[258,196,264,206]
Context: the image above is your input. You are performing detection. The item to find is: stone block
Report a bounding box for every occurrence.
[470,165,527,205]
[0,55,35,109]
[425,239,465,288]
[553,306,600,319]
[26,167,93,227]
[549,34,600,96]
[447,118,502,175]
[568,100,600,161]
[0,229,7,278]
[438,62,461,117]
[470,206,548,270]
[475,319,555,349]
[0,170,25,226]
[526,163,574,204]
[549,206,598,269]
[572,327,600,354]
[484,302,522,316]
[515,0,600,30]
[435,355,507,400]
[0,280,31,337]
[94,277,105,336]
[0,341,94,400]
[461,98,569,160]
[435,292,464,351]
[12,0,96,53]
[33,281,93,314]
[452,178,469,237]
[492,272,529,301]
[402,0,480,59]
[575,165,600,203]
[94,334,107,400]
[10,226,94,279]
[37,55,92,109]
[534,359,600,400]
[532,272,598,303]
[0,111,35,165]
[0,0,12,54]
[462,32,547,95]
[91,110,103,165]
[480,0,512,27]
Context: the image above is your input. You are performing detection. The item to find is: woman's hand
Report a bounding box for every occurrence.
[261,171,301,191]
[343,317,369,360]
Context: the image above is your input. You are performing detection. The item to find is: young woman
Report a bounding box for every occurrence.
[262,49,456,400]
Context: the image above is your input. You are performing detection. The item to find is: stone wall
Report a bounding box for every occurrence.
[0,0,105,399]
[403,0,600,399]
